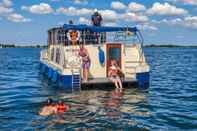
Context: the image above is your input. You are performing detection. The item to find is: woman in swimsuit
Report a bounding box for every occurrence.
[78,44,90,82]
[108,60,123,89]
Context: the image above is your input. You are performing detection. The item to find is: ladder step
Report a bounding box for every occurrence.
[73,77,80,79]
[72,73,81,89]
[73,79,80,81]
[73,81,80,84]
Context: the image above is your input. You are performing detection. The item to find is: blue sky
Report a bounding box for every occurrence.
[0,0,197,45]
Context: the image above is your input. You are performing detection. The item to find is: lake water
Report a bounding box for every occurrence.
[0,47,197,130]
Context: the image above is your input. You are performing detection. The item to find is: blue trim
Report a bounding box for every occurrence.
[48,68,53,78]
[63,24,138,33]
[40,62,149,90]
[40,62,79,89]
[136,72,150,89]
[52,71,58,82]
[61,75,72,89]
[98,47,105,65]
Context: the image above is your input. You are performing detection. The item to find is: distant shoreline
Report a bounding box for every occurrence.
[144,44,197,48]
[0,44,47,48]
[0,44,197,48]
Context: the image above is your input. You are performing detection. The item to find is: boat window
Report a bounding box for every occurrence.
[57,29,68,45]
[81,31,106,45]
[49,28,106,46]
[109,47,121,61]
[51,48,54,61]
[48,31,52,45]
[104,31,137,45]
[55,48,60,64]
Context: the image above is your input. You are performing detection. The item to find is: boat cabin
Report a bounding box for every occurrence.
[40,24,150,89]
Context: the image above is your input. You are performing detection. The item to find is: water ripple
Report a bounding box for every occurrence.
[0,47,197,130]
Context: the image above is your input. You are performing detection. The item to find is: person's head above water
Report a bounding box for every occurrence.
[46,98,53,106]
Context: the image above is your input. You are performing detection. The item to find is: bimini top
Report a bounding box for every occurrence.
[63,24,138,33]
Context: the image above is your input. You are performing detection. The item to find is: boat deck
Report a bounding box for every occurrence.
[81,78,138,90]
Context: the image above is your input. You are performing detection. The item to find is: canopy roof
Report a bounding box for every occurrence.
[63,24,138,33]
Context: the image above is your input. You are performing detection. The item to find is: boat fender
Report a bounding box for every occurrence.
[41,64,45,73]
[52,71,58,82]
[48,68,53,78]
[98,47,105,65]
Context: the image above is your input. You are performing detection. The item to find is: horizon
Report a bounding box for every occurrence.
[1,43,197,47]
[0,0,197,45]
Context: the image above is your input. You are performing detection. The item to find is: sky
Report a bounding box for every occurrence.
[0,0,197,45]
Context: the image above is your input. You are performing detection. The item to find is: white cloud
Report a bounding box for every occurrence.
[103,22,117,26]
[171,0,197,5]
[100,9,118,22]
[56,7,93,16]
[128,2,146,12]
[2,0,12,7]
[56,7,150,25]
[147,2,188,16]
[152,18,179,24]
[7,13,31,23]
[79,17,90,24]
[22,3,54,14]
[57,7,119,23]
[0,5,13,14]
[0,0,30,23]
[0,0,13,14]
[71,0,88,4]
[51,0,61,2]
[153,16,197,29]
[166,0,197,5]
[111,1,126,10]
[123,12,149,23]
[183,16,197,28]
[182,0,197,5]
[137,23,158,31]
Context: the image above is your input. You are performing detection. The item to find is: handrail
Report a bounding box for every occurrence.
[136,30,144,63]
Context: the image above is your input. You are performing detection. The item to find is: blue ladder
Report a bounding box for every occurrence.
[71,70,81,90]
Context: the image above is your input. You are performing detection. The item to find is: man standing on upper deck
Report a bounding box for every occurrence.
[91,9,102,26]
[91,9,103,44]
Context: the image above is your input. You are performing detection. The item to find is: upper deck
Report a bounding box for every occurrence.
[47,24,143,46]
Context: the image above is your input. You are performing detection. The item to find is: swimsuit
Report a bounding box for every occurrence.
[79,48,91,69]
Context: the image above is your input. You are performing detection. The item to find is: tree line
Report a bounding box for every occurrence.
[0,44,47,48]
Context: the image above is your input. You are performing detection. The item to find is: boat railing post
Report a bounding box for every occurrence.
[136,30,144,64]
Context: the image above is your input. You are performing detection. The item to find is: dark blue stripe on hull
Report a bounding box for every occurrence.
[136,72,150,90]
[40,62,78,89]
[40,62,150,90]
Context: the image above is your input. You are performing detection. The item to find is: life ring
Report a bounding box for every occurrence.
[67,30,80,45]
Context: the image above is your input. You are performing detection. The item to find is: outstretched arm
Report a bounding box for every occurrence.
[108,69,112,77]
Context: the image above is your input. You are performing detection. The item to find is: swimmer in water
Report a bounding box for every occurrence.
[39,98,57,116]
[56,100,70,114]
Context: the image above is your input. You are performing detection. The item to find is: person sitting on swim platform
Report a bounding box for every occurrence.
[108,60,123,89]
